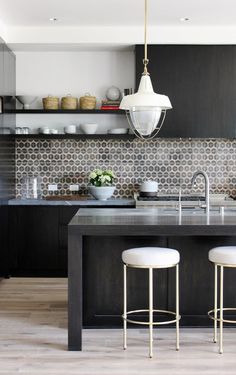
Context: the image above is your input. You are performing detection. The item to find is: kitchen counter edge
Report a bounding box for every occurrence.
[7,198,136,207]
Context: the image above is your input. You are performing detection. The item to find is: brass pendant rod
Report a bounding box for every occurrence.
[143,0,149,75]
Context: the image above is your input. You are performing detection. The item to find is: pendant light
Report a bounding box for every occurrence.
[119,0,172,139]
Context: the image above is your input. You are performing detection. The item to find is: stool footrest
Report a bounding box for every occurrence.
[122,309,181,326]
[208,308,236,324]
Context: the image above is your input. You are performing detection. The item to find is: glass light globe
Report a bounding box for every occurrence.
[129,106,162,136]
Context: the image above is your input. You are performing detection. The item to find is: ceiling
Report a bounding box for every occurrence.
[1,0,236,48]
[0,0,236,27]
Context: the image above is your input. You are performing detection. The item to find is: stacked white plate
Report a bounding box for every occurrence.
[107,128,129,134]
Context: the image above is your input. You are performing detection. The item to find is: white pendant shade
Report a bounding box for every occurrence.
[120,75,172,138]
[120,75,172,110]
[120,0,172,138]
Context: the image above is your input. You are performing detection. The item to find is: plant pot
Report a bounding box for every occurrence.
[88,186,115,200]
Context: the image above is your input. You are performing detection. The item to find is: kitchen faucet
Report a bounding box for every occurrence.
[191,170,210,216]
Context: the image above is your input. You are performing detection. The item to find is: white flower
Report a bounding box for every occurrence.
[89,172,97,179]
[94,169,102,175]
[106,170,115,177]
[89,168,115,186]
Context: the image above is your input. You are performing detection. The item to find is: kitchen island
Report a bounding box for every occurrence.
[68,208,236,350]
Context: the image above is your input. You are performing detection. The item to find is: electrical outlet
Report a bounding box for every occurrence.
[69,184,79,192]
[48,184,58,192]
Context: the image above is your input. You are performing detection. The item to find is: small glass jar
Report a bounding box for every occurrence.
[21,176,42,199]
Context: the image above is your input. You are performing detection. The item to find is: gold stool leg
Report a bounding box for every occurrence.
[219,265,224,354]
[123,264,127,350]
[213,264,218,343]
[176,264,180,351]
[149,267,153,358]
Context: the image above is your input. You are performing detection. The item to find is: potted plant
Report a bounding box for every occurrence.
[88,169,116,200]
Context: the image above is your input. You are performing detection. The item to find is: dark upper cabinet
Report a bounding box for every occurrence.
[0,39,4,127]
[3,44,16,107]
[0,38,16,130]
[135,45,236,138]
[3,44,16,130]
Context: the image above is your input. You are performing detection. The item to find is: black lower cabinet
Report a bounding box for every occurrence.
[8,206,78,276]
[0,205,9,277]
[9,206,59,276]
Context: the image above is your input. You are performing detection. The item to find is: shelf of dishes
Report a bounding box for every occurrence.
[7,124,130,135]
[6,109,125,114]
[13,87,132,111]
[0,134,135,140]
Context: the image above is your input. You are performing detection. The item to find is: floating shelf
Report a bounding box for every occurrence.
[5,109,125,115]
[0,134,135,140]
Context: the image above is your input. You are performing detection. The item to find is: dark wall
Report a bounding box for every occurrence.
[135,45,236,138]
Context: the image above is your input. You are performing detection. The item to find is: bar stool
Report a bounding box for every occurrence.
[122,247,181,358]
[208,246,236,354]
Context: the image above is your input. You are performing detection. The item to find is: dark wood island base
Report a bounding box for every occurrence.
[68,208,236,351]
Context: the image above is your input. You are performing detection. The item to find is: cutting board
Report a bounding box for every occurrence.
[45,195,92,201]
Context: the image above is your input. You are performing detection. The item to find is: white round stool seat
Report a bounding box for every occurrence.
[209,246,236,265]
[122,247,180,267]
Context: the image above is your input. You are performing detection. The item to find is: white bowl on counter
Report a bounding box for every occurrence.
[80,123,98,134]
[89,186,115,200]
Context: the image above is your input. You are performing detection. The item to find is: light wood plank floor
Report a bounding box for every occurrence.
[0,278,236,374]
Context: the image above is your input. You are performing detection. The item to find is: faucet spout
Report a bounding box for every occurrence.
[191,170,210,216]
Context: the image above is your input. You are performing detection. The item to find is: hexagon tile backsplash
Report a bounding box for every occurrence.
[15,138,236,198]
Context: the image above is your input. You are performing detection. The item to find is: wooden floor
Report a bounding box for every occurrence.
[0,278,236,374]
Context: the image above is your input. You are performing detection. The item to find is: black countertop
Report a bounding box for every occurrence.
[8,198,135,207]
[69,208,236,236]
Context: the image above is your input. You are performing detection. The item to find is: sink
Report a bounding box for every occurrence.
[160,207,219,216]
[159,207,236,216]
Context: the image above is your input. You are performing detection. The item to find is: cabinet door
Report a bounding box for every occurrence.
[9,206,59,275]
[3,45,16,105]
[0,205,9,276]
[3,45,16,130]
[0,39,4,128]
[135,45,236,138]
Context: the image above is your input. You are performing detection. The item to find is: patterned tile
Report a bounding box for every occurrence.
[15,138,236,198]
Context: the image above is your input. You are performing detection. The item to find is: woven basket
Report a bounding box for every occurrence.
[61,94,78,110]
[80,93,96,110]
[43,96,59,110]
